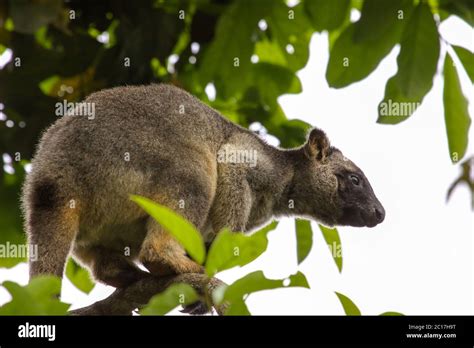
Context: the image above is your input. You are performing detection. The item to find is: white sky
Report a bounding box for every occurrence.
[0,16,473,315]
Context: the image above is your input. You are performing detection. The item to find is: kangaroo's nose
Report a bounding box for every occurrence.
[374,206,385,223]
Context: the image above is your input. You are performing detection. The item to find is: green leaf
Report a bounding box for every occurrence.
[377,3,440,124]
[0,276,70,315]
[65,258,95,294]
[130,195,206,264]
[140,283,199,316]
[326,0,411,88]
[0,163,27,268]
[392,4,440,98]
[327,6,352,52]
[452,45,474,83]
[198,0,263,98]
[377,78,421,124]
[264,2,313,72]
[255,39,288,68]
[256,63,302,95]
[354,0,410,43]
[439,0,474,27]
[295,219,313,264]
[305,0,350,32]
[205,221,278,277]
[223,298,251,316]
[222,270,310,315]
[39,75,61,96]
[199,1,312,98]
[248,63,302,109]
[270,117,312,149]
[335,291,361,315]
[319,225,343,273]
[443,53,471,163]
[380,311,404,316]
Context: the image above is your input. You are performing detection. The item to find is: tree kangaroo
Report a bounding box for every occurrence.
[22,84,385,295]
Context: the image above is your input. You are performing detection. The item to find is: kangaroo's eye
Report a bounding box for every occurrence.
[349,174,360,186]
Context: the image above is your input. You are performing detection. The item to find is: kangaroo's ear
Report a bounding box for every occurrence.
[304,128,330,161]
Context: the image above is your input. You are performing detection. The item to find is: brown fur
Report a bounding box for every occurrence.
[22,84,384,287]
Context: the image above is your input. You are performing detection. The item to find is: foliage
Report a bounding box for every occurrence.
[446,156,474,209]
[140,283,199,315]
[295,219,313,264]
[132,196,309,315]
[377,2,440,123]
[215,270,309,315]
[327,0,411,88]
[0,0,471,314]
[319,224,343,273]
[0,276,70,315]
[335,291,361,315]
[132,195,308,315]
[131,195,206,264]
[443,52,471,163]
[65,258,95,294]
[205,222,278,277]
[132,195,279,276]
[295,219,343,272]
[335,291,403,316]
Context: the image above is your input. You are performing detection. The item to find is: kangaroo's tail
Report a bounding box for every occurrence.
[22,177,78,280]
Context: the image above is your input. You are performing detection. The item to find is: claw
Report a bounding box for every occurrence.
[180,301,210,315]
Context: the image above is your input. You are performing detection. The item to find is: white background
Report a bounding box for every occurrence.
[1,14,473,315]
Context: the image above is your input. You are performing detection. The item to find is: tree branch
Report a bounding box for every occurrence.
[69,273,228,316]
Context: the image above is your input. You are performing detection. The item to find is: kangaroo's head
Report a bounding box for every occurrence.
[290,128,385,228]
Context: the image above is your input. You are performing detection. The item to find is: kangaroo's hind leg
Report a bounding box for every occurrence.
[74,245,150,288]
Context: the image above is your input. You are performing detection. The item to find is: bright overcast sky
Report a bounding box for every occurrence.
[0,14,473,315]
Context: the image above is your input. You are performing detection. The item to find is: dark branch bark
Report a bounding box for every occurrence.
[69,273,228,316]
